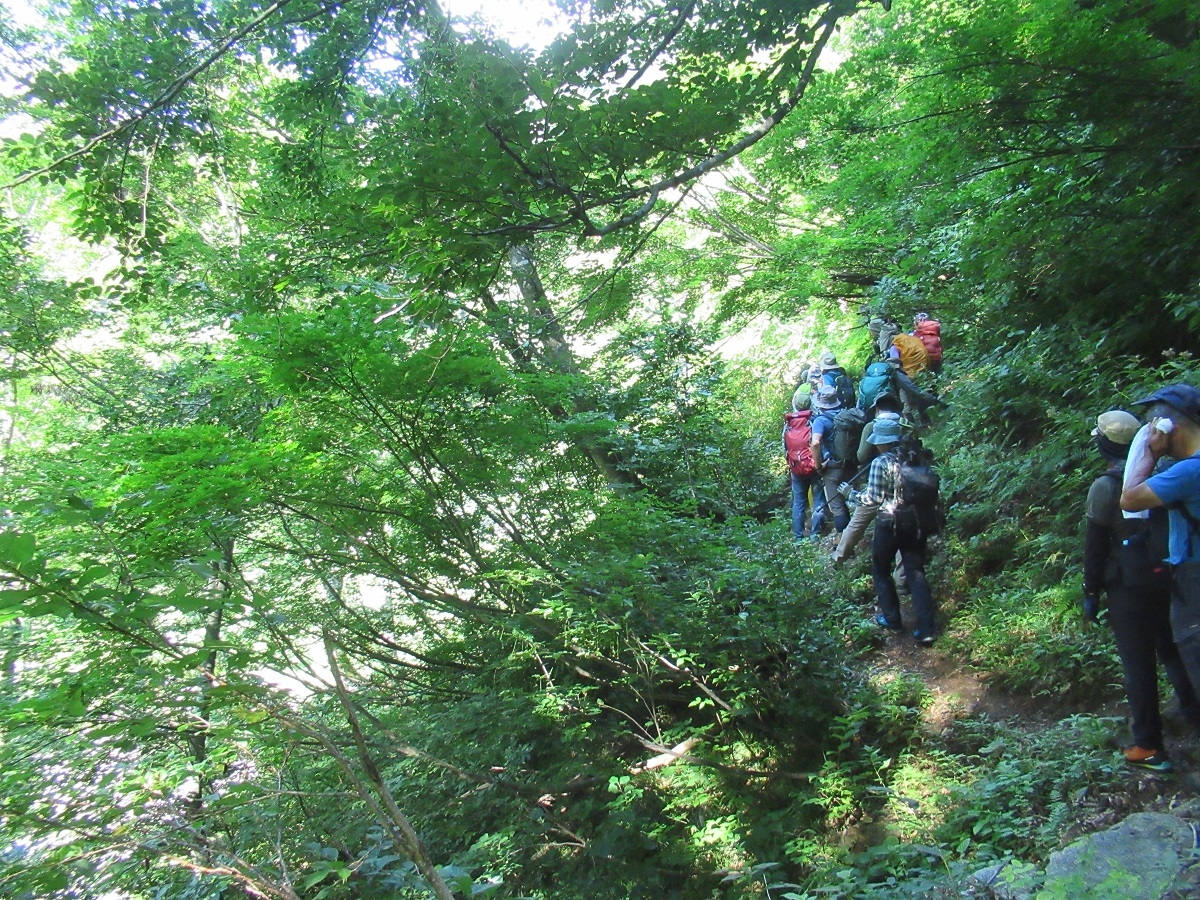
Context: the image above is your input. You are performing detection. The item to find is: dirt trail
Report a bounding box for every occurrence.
[865,600,1200,835]
[867,628,1104,733]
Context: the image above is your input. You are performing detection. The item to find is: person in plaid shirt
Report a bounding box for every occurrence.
[857,417,938,645]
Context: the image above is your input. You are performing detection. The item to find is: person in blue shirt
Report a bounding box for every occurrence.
[810,385,851,536]
[1121,384,1200,714]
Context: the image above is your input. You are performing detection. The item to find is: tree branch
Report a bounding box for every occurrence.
[6,0,296,189]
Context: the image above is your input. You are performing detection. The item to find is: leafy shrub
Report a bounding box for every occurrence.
[940,584,1121,698]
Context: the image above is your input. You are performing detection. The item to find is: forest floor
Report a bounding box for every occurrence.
[869,595,1200,840]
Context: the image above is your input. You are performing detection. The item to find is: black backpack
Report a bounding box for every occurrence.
[820,407,867,469]
[893,446,943,539]
[1100,472,1171,589]
[822,368,857,409]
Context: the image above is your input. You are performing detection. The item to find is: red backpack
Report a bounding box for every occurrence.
[784,410,816,477]
[913,319,943,369]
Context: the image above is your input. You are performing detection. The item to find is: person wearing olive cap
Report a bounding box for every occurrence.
[1086,409,1200,773]
[1121,383,1200,717]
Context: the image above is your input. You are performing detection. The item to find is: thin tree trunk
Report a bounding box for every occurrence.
[507,243,641,488]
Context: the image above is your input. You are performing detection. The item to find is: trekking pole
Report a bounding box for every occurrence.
[844,462,872,485]
[836,461,873,501]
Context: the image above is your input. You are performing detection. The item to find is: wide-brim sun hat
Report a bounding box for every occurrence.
[819,351,839,370]
[812,385,840,410]
[867,419,903,445]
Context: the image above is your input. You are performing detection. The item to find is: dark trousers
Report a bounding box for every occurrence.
[1108,579,1200,751]
[1170,562,1200,705]
[872,515,935,636]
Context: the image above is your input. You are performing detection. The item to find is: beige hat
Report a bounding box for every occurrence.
[812,385,841,410]
[1092,410,1140,445]
[819,351,839,370]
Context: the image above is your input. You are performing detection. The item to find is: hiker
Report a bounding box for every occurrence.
[811,385,855,536]
[857,359,896,413]
[818,352,856,408]
[888,329,930,378]
[1120,384,1200,702]
[791,379,811,417]
[868,321,942,426]
[1085,409,1200,773]
[867,315,900,359]
[858,417,940,645]
[878,358,940,428]
[784,387,826,540]
[832,393,906,564]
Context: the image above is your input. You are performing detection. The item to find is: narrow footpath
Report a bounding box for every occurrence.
[868,605,1200,843]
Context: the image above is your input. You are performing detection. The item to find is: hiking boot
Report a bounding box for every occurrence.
[874,614,902,632]
[912,630,935,647]
[1123,746,1173,773]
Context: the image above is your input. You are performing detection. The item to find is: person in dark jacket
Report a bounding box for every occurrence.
[1086,409,1200,773]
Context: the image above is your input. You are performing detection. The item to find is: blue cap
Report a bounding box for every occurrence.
[1132,383,1200,425]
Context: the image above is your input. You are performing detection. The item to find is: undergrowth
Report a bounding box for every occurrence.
[776,709,1128,899]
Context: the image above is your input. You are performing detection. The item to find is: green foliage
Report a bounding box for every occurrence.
[943,584,1120,698]
[5,0,1200,895]
[776,714,1127,898]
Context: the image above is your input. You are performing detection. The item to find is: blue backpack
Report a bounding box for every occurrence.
[857,361,894,411]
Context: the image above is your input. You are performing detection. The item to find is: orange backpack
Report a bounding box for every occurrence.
[891,333,930,376]
[913,319,943,369]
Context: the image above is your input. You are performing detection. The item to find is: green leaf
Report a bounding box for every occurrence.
[0,531,37,567]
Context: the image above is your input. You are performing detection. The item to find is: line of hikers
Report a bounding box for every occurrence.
[784,331,1200,773]
[783,312,946,647]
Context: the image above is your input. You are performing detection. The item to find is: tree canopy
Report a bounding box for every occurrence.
[1,0,1199,897]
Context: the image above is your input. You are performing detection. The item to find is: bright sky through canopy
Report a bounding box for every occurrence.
[443,0,567,48]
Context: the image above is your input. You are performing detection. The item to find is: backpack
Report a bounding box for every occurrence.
[893,447,943,539]
[913,319,943,371]
[857,361,895,411]
[783,411,816,477]
[822,368,857,408]
[1099,471,1170,589]
[891,333,931,376]
[1116,508,1171,589]
[820,407,867,469]
[868,317,901,358]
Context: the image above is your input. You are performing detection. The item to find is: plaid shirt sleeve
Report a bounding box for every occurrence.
[859,451,899,510]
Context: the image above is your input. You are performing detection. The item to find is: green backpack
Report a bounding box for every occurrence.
[821,407,867,469]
